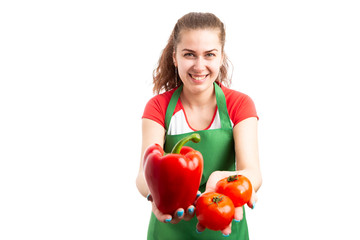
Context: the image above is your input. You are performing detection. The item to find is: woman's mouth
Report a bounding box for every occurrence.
[189,74,209,82]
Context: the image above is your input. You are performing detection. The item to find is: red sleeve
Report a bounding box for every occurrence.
[222,85,259,126]
[142,89,176,128]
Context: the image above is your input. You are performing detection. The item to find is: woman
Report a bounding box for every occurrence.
[136,12,262,239]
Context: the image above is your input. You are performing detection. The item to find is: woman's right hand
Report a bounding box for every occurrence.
[147,192,199,224]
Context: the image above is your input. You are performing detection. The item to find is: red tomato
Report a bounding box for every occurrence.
[215,175,252,207]
[195,192,235,231]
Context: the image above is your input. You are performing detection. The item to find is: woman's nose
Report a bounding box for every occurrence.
[193,57,206,71]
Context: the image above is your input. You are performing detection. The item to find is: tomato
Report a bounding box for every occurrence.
[195,192,235,231]
[215,175,252,207]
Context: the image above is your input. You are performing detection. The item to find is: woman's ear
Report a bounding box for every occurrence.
[172,51,177,67]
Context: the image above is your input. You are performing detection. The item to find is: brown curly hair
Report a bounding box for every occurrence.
[152,12,231,94]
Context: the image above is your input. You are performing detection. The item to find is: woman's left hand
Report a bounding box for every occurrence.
[196,171,257,236]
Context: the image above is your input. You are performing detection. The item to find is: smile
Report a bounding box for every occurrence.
[189,74,209,81]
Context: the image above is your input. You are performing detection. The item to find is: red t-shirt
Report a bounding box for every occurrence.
[142,84,258,135]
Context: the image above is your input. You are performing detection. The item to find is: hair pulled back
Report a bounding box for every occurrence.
[152,12,231,94]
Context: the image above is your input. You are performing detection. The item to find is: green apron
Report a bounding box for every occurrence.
[147,83,249,240]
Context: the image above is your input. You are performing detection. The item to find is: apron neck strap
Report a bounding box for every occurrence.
[164,85,182,131]
[214,82,232,129]
[165,82,232,132]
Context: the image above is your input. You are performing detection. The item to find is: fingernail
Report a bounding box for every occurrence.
[252,202,256,210]
[196,192,201,197]
[222,233,230,237]
[177,210,184,217]
[234,219,241,222]
[188,207,194,214]
[146,193,151,201]
[196,229,202,234]
[165,217,172,223]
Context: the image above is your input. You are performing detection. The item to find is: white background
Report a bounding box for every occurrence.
[1,0,359,239]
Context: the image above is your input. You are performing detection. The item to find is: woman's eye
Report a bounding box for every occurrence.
[206,53,215,57]
[184,53,194,57]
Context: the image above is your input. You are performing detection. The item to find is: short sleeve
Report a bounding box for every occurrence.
[142,89,175,128]
[222,86,258,126]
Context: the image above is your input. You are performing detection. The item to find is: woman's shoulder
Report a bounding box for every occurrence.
[142,88,177,127]
[146,88,177,109]
[220,84,258,125]
[221,84,253,104]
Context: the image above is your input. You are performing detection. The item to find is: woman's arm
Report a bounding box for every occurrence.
[233,117,262,192]
[197,117,262,235]
[136,118,165,198]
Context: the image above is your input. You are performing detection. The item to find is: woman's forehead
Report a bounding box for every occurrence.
[176,29,222,51]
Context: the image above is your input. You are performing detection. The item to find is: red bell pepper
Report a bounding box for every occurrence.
[143,133,203,214]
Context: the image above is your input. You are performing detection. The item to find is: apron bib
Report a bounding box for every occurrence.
[147,83,249,240]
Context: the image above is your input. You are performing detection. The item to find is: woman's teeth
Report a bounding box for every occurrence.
[190,74,207,80]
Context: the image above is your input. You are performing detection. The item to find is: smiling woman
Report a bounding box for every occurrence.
[174,29,223,96]
[136,12,261,240]
[151,12,231,95]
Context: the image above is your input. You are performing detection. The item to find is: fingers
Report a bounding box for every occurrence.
[169,208,185,224]
[196,222,206,234]
[148,193,197,224]
[148,194,172,223]
[234,206,244,222]
[153,206,186,224]
[183,205,195,221]
[247,200,255,209]
[151,203,173,223]
[247,188,258,210]
[146,193,153,202]
[196,191,201,199]
[221,223,232,237]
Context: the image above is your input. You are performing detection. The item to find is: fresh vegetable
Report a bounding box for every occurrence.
[143,133,203,214]
[215,175,252,207]
[195,192,235,231]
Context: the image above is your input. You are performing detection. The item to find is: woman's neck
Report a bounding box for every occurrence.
[180,84,216,110]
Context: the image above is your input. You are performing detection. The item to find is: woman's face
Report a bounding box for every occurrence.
[173,29,223,94]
